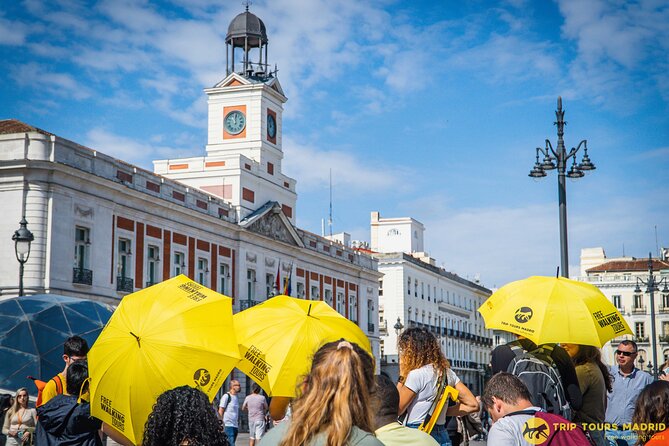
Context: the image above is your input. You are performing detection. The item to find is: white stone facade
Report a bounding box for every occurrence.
[579,247,669,370]
[372,212,493,394]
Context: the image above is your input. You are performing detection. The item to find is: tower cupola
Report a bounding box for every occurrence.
[226,6,273,79]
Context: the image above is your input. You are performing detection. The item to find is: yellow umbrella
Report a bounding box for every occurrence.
[478,276,633,347]
[234,295,372,397]
[88,275,240,445]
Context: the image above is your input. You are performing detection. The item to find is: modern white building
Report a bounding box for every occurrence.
[0,8,381,369]
[579,247,669,371]
[369,212,493,394]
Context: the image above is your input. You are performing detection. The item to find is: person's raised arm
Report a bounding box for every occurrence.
[445,382,479,417]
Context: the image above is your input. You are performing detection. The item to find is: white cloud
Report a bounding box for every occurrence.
[10,63,93,100]
[558,0,669,101]
[0,15,28,45]
[282,135,413,193]
[84,128,197,168]
[448,34,560,84]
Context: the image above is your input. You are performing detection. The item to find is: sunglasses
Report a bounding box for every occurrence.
[615,350,636,357]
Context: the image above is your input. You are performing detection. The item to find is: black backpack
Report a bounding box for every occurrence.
[507,344,572,420]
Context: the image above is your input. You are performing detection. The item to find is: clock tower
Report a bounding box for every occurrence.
[154,7,297,223]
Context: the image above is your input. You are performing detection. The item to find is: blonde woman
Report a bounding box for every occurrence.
[397,327,479,446]
[2,388,36,446]
[259,339,383,446]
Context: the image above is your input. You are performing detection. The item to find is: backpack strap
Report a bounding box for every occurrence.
[222,392,231,411]
[504,409,538,418]
[52,375,63,395]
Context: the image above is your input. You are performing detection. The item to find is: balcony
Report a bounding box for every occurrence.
[145,281,158,288]
[240,299,262,310]
[659,335,669,343]
[116,276,134,293]
[72,268,92,285]
[659,306,669,314]
[635,336,649,343]
[368,322,375,333]
[631,306,646,315]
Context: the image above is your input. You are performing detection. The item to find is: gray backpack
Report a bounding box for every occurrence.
[507,344,572,420]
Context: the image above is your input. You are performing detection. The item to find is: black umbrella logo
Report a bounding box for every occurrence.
[514,307,534,324]
[193,368,211,387]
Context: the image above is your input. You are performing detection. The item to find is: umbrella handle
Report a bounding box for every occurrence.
[130,332,141,348]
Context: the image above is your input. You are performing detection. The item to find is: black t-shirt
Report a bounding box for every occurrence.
[490,339,583,411]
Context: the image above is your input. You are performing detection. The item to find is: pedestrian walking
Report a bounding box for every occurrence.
[259,339,383,446]
[604,340,653,446]
[243,384,268,446]
[561,343,611,446]
[396,327,478,446]
[218,380,242,445]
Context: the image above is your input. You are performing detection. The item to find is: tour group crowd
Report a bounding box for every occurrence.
[3,329,669,446]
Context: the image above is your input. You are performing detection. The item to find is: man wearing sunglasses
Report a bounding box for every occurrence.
[605,340,653,446]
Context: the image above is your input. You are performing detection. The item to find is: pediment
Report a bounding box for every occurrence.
[239,202,304,247]
[214,72,251,88]
[266,77,285,96]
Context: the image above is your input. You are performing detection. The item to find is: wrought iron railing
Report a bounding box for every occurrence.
[116,276,134,293]
[240,299,262,311]
[72,268,93,285]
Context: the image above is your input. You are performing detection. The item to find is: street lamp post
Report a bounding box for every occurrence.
[12,216,34,297]
[634,253,669,379]
[393,317,404,336]
[529,97,595,277]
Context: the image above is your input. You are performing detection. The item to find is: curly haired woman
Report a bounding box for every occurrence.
[143,386,229,446]
[397,327,479,446]
[632,380,669,446]
[259,339,383,446]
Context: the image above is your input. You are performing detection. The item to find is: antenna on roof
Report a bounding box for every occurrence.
[622,243,625,257]
[328,169,333,237]
[655,225,660,258]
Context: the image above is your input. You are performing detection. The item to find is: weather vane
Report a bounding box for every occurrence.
[243,0,252,11]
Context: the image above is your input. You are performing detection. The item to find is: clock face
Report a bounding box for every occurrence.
[267,113,276,139]
[224,110,246,135]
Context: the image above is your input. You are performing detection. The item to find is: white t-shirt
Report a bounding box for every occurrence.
[403,364,460,425]
[219,393,239,427]
[486,406,543,446]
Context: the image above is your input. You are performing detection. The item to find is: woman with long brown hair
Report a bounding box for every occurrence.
[631,380,669,445]
[2,388,36,446]
[397,327,479,446]
[561,343,612,446]
[260,339,383,446]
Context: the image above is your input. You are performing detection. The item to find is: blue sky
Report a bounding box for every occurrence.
[1,0,668,288]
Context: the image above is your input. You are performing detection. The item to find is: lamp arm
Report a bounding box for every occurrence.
[573,140,587,154]
[545,139,557,158]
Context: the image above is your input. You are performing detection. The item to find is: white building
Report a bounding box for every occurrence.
[579,247,669,370]
[0,9,381,368]
[369,212,493,394]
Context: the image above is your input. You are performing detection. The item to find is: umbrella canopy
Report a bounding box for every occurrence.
[478,276,633,347]
[88,275,240,445]
[233,295,372,397]
[0,294,113,391]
